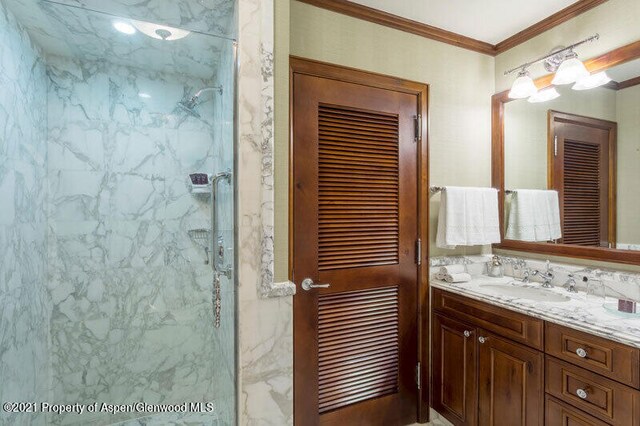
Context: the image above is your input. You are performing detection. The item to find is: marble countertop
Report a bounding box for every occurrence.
[431,276,640,349]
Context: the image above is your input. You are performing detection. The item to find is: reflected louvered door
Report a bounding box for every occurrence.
[550,112,616,248]
[293,71,419,426]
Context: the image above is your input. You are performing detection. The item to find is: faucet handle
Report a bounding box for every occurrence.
[564,274,578,293]
[545,260,553,273]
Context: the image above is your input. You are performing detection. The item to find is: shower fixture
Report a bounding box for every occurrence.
[132,20,191,41]
[177,86,223,118]
[188,228,211,265]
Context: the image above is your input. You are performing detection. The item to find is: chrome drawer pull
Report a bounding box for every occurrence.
[576,348,588,358]
[463,330,471,338]
[576,388,588,399]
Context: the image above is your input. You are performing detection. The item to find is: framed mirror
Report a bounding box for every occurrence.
[492,40,640,265]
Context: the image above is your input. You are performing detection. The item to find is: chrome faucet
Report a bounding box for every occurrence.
[563,274,579,293]
[534,261,554,288]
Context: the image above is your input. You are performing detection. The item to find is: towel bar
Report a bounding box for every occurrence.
[429,186,510,195]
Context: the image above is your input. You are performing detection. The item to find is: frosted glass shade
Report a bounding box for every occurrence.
[572,71,612,90]
[552,57,589,85]
[508,72,538,99]
[528,87,560,103]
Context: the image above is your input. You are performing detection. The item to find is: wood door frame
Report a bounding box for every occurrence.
[547,110,617,247]
[289,56,430,423]
[491,39,640,265]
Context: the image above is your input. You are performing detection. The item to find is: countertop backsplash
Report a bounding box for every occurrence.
[429,254,640,302]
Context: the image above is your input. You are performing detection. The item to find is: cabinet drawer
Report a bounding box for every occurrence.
[546,395,609,426]
[432,288,543,349]
[546,322,640,388]
[546,357,640,425]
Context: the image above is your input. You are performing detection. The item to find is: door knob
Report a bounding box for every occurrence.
[463,330,471,338]
[301,278,331,291]
[478,336,487,344]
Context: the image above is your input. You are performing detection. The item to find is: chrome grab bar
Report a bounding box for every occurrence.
[211,170,232,279]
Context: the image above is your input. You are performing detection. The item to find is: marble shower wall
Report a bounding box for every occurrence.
[236,0,295,423]
[0,1,50,425]
[45,54,232,425]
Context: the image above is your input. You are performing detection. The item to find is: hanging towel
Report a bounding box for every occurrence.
[436,186,501,249]
[506,189,562,242]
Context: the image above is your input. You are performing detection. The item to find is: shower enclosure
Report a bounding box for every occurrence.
[0,0,237,425]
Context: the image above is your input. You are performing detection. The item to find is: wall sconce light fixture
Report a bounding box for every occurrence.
[505,34,603,101]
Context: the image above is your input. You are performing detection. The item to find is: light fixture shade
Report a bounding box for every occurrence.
[509,71,538,99]
[572,71,612,90]
[528,87,560,103]
[113,21,136,35]
[552,56,589,85]
[132,20,191,41]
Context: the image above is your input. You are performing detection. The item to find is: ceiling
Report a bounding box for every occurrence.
[348,0,578,45]
[44,0,237,38]
[3,0,235,80]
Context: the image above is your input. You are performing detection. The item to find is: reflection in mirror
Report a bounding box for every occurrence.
[504,58,640,251]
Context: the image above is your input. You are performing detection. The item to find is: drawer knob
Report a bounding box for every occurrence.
[478,336,487,344]
[463,330,471,338]
[576,388,588,399]
[576,348,588,358]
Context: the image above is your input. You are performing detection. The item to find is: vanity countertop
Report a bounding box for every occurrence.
[431,276,640,349]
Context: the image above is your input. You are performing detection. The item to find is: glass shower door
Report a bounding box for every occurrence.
[0,0,237,424]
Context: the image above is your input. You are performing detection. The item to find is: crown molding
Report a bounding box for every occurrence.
[494,0,608,54]
[617,75,640,90]
[295,0,610,57]
[295,0,495,55]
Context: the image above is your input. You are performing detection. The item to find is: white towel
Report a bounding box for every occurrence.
[436,186,501,249]
[433,266,472,283]
[506,189,562,242]
[444,273,472,283]
[433,265,468,281]
[439,265,467,275]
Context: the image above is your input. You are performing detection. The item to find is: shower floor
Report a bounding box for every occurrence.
[111,409,221,426]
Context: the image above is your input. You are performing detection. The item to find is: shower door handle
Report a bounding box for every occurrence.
[211,170,232,278]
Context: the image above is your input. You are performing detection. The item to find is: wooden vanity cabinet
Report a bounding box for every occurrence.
[432,288,640,426]
[432,289,544,426]
[478,333,544,426]
[432,313,478,426]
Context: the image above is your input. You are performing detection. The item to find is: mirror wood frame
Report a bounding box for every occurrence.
[492,40,640,265]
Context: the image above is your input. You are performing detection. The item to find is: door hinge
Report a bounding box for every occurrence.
[415,362,422,390]
[414,114,422,141]
[554,135,558,157]
[415,238,422,266]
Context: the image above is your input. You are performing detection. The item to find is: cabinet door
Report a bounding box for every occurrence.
[432,314,477,426]
[478,332,544,426]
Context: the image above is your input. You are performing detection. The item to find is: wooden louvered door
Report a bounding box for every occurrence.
[549,111,617,247]
[292,61,424,426]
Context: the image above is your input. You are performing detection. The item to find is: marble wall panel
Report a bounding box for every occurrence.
[0,1,50,425]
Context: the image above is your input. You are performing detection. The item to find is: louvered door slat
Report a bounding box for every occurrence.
[562,139,601,246]
[318,286,400,414]
[318,104,399,271]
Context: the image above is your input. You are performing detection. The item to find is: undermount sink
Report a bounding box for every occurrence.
[478,283,571,303]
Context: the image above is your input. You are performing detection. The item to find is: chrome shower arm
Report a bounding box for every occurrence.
[194,86,223,98]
